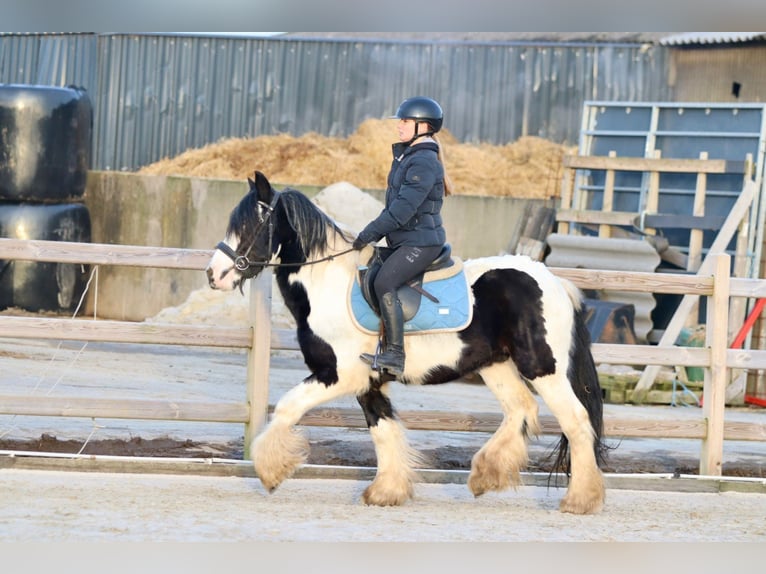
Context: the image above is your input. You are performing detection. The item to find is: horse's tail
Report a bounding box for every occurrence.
[550,282,608,475]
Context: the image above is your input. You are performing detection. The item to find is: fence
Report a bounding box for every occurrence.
[1,237,765,478]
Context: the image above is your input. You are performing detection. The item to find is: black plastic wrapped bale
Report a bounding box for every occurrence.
[0,84,92,201]
[0,203,91,312]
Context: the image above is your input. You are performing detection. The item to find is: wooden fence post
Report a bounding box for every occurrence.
[701,254,730,475]
[244,269,273,459]
[633,180,756,402]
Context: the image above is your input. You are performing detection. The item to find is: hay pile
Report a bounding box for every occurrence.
[139,119,573,199]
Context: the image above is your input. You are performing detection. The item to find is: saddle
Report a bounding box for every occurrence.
[349,244,473,335]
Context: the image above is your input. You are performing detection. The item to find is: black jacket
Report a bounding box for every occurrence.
[357,140,446,248]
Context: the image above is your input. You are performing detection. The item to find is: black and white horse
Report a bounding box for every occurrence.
[206,171,607,514]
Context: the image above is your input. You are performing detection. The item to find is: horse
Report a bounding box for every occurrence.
[205,171,607,514]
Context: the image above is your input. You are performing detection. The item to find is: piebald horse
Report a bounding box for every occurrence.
[206,171,607,514]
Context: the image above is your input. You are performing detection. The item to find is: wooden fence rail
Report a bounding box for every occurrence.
[1,237,765,476]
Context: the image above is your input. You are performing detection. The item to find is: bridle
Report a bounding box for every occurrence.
[215,190,355,274]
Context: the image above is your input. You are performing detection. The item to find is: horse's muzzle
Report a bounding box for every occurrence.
[205,266,219,289]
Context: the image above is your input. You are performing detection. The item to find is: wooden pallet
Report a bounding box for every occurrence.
[556,150,751,273]
[599,373,703,406]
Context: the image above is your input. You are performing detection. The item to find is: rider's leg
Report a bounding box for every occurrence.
[360,244,442,377]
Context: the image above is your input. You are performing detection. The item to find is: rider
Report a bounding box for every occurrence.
[353,96,452,377]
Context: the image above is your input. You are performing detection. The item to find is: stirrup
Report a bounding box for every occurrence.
[359,347,405,377]
[360,352,378,368]
[360,340,384,370]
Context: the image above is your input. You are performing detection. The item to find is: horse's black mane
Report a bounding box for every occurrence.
[228,186,350,257]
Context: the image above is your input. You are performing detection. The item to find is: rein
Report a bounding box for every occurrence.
[215,189,356,272]
[216,241,356,270]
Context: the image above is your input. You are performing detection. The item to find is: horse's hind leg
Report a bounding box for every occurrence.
[468,362,540,496]
[529,373,605,515]
[357,383,423,506]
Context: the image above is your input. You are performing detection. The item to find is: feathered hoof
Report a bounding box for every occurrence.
[559,467,606,514]
[467,450,518,497]
[361,477,414,507]
[559,488,606,515]
[250,425,309,493]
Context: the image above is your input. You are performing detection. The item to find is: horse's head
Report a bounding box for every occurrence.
[206,171,280,292]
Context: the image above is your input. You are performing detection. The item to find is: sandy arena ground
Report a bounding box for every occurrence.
[1,333,765,542]
[1,467,765,542]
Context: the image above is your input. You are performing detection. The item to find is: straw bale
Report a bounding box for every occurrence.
[138,119,574,199]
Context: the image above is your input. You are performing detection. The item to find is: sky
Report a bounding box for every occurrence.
[1,0,765,33]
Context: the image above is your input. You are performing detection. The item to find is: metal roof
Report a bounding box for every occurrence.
[659,32,766,46]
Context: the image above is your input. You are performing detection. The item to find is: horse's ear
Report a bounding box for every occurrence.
[252,170,273,203]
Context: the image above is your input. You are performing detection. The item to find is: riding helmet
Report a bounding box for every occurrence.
[392,96,443,133]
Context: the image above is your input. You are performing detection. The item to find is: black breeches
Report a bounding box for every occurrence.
[373,244,443,300]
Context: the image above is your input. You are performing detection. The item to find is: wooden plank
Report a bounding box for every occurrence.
[272,328,299,350]
[633,181,757,401]
[0,316,252,348]
[687,151,709,272]
[269,333,766,375]
[642,149,661,236]
[728,153,754,344]
[0,395,249,422]
[701,254,730,476]
[591,344,710,367]
[295,408,766,442]
[514,204,556,260]
[0,237,213,270]
[557,163,576,234]
[555,209,638,226]
[722,420,766,441]
[3,456,765,494]
[599,150,617,238]
[245,270,273,457]
[1,395,762,443]
[519,267,763,300]
[562,155,745,174]
[550,267,713,296]
[728,277,766,298]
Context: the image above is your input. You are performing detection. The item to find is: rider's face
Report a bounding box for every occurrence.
[397,119,417,142]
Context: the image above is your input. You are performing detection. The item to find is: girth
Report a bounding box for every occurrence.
[357,243,459,321]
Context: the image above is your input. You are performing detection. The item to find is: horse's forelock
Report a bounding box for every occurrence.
[279,189,344,256]
[226,189,261,242]
[226,186,345,258]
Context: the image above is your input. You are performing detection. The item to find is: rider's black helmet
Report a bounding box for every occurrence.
[392,96,443,133]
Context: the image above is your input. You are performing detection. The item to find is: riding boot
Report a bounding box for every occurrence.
[360,291,406,377]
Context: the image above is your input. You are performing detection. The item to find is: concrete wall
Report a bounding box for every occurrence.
[83,171,541,321]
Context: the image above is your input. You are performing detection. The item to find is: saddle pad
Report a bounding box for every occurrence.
[348,268,474,336]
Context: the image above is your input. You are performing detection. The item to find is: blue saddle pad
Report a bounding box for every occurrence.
[349,266,473,335]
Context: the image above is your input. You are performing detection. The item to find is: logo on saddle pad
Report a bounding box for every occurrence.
[348,257,473,335]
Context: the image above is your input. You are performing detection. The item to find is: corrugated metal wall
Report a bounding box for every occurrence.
[669,45,766,103]
[0,33,671,172]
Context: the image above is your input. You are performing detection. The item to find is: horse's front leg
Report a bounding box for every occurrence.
[251,376,356,492]
[357,382,424,506]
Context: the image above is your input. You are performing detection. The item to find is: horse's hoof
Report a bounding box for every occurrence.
[559,493,605,515]
[468,450,517,497]
[254,471,283,493]
[362,481,413,507]
[468,472,514,497]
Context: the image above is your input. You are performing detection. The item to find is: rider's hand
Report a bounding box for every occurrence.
[352,236,367,250]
